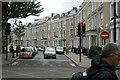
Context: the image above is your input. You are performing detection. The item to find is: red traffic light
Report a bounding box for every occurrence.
[82,23,85,27]
[81,23,85,35]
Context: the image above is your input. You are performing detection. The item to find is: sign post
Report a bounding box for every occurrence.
[100,31,109,45]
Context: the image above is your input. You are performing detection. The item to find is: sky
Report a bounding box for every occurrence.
[20,0,84,24]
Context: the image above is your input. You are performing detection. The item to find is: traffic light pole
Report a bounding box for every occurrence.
[114,1,116,43]
[79,33,82,62]
[78,23,82,62]
[5,23,11,61]
[77,23,85,62]
[6,35,8,61]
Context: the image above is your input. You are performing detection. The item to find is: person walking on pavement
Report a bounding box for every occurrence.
[9,44,15,58]
[16,45,21,56]
[87,43,120,80]
[89,46,95,59]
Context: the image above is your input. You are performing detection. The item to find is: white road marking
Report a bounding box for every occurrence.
[12,62,18,65]
[70,63,76,67]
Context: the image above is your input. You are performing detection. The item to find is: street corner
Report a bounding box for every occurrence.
[10,56,19,64]
[64,53,79,67]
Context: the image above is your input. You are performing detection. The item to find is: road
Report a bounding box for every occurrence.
[2,51,86,80]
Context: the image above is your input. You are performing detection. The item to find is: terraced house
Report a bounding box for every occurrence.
[0,2,2,51]
[13,0,120,50]
[77,0,111,49]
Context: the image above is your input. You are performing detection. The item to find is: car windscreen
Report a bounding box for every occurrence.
[21,48,33,52]
[46,48,55,52]
[57,47,63,50]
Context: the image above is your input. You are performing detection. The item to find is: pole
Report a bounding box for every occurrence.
[79,23,82,62]
[6,35,8,61]
[79,34,81,62]
[61,20,62,46]
[114,1,116,43]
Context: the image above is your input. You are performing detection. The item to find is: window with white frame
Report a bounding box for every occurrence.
[94,14,97,29]
[82,10,84,19]
[80,13,82,21]
[59,30,61,37]
[71,18,74,28]
[83,10,85,19]
[99,0,103,6]
[48,31,50,38]
[94,2,96,10]
[101,0,103,3]
[53,24,55,29]
[63,22,65,28]
[88,4,91,15]
[99,12,103,27]
[92,1,94,12]
[57,31,59,37]
[110,2,114,19]
[92,16,94,29]
[54,32,55,37]
[63,30,65,37]
[48,24,50,30]
[88,18,91,30]
[92,0,96,11]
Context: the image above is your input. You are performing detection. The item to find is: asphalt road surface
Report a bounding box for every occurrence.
[2,51,86,80]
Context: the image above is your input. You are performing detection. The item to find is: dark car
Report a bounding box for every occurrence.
[19,47,36,59]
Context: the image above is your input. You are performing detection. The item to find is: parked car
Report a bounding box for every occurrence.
[44,47,56,59]
[56,46,64,54]
[19,47,36,59]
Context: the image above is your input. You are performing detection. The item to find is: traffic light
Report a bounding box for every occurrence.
[5,23,11,35]
[77,23,81,37]
[81,23,85,35]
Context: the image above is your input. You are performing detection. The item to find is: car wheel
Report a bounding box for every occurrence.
[54,56,56,59]
[31,56,34,59]
[44,56,46,59]
[44,54,46,59]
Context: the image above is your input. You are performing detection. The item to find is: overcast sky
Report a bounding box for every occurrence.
[20,0,84,24]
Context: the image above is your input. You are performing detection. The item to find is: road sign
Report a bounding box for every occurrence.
[100,31,109,39]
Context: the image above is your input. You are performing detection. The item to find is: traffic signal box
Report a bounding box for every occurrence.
[81,23,85,35]
[77,23,86,37]
[5,23,11,35]
[77,23,81,37]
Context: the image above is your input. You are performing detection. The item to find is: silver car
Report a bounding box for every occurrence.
[56,46,64,54]
[44,47,56,59]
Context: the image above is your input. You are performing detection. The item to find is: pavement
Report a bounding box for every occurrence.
[65,51,91,68]
[2,52,19,65]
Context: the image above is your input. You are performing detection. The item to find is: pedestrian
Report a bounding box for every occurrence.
[16,45,21,56]
[87,43,120,80]
[89,46,94,58]
[9,44,15,58]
